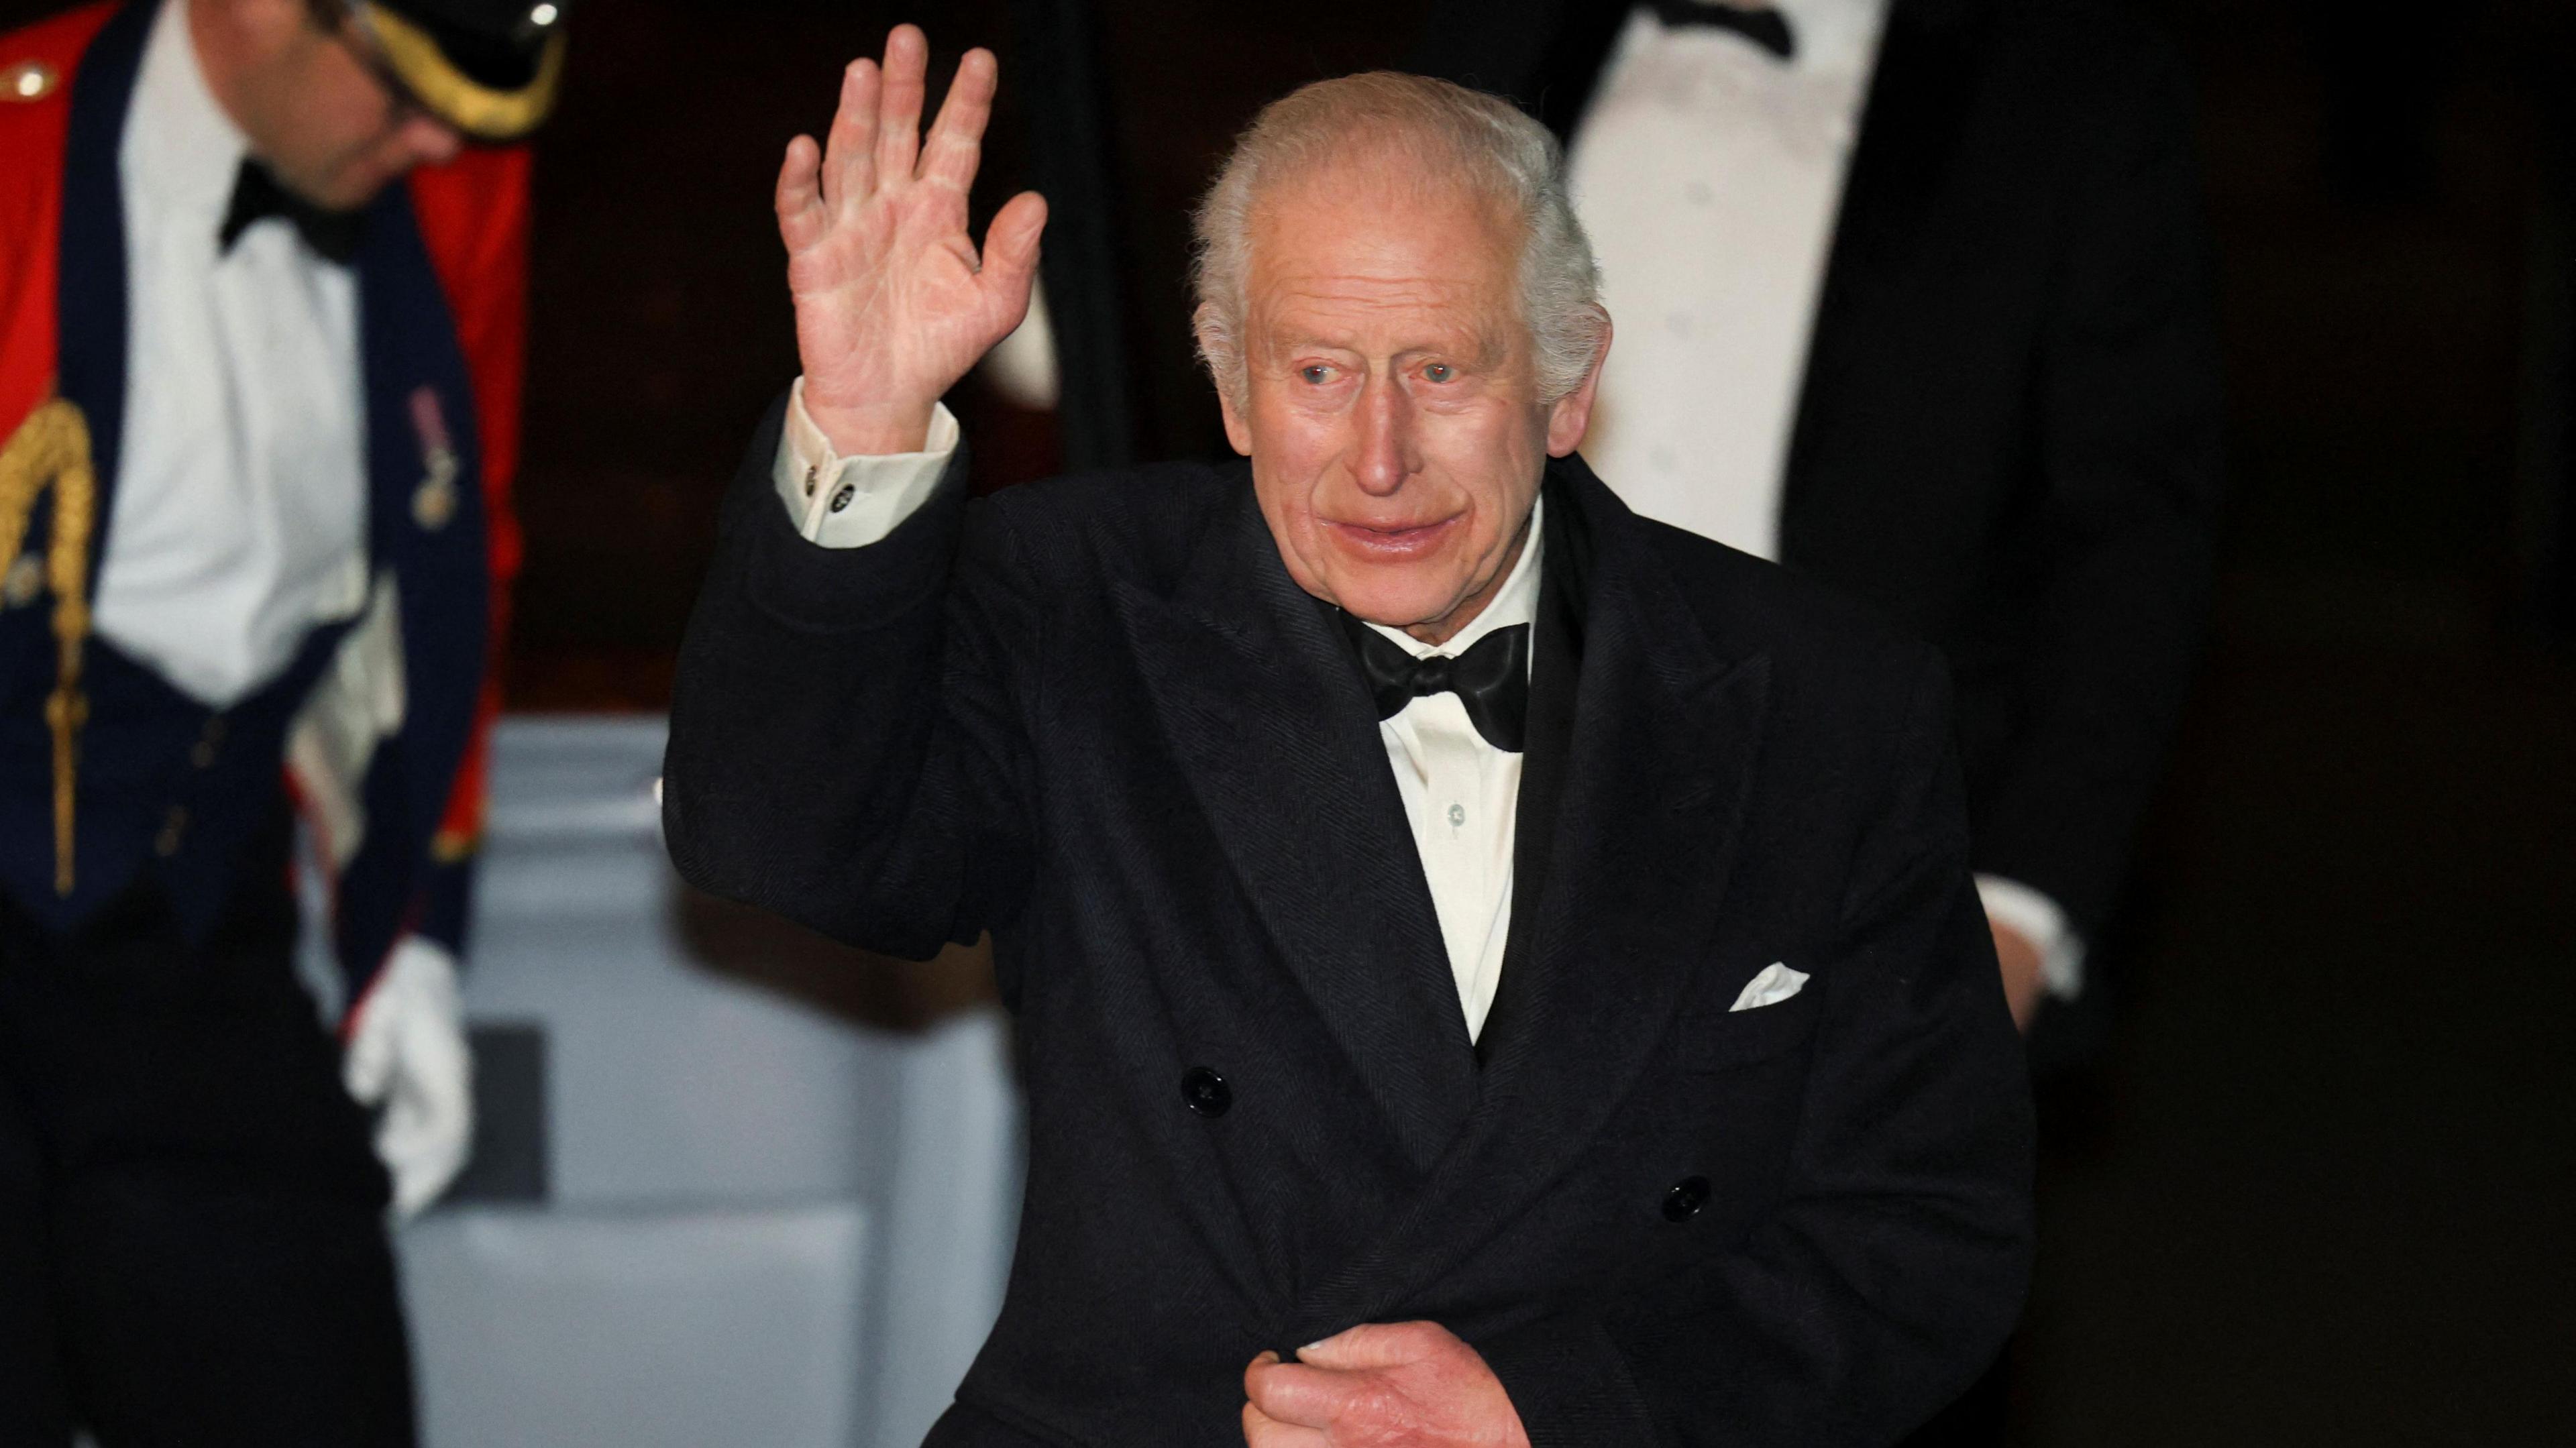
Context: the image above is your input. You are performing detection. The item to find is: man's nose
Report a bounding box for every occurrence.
[1352,374,1416,498]
[402,115,465,169]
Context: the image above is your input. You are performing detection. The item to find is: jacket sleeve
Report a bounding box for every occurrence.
[1476,655,2037,1447]
[661,397,1042,962]
[408,144,534,967]
[1970,26,2226,937]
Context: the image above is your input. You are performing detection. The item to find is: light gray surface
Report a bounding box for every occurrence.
[406,1205,872,1448]
[395,716,1021,1447]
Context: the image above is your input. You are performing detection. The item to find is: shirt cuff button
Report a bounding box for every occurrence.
[828,483,857,514]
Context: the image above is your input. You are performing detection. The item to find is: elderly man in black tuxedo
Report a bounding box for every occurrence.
[665,25,2032,1447]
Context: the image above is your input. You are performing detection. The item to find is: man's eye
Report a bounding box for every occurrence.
[1301,366,1332,384]
[1424,362,1455,383]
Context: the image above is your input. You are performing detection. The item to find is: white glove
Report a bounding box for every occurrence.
[342,938,474,1219]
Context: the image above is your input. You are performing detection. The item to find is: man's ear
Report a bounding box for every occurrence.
[1545,311,1613,459]
[1214,386,1254,458]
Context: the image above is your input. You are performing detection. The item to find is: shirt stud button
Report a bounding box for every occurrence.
[1447,803,1465,828]
[828,482,857,514]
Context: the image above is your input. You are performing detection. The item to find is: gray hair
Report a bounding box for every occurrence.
[1189,72,1609,406]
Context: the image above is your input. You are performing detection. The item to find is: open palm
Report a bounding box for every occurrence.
[777,25,1047,455]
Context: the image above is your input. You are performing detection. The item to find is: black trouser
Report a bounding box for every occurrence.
[0,804,417,1447]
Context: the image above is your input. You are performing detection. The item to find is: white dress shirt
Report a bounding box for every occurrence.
[1355,510,1540,1043]
[775,389,1536,1042]
[1565,0,1886,564]
[1566,1,2083,997]
[97,0,371,708]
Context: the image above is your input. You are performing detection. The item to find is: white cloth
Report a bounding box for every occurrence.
[1568,1,2083,997]
[1566,0,1886,564]
[99,0,371,708]
[775,387,1538,1042]
[1730,962,1809,1011]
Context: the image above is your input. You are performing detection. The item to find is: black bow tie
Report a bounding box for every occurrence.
[1650,0,1799,60]
[1341,613,1532,753]
[219,160,364,266]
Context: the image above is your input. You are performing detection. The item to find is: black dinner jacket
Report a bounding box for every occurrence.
[1413,0,2226,981]
[664,405,2034,1447]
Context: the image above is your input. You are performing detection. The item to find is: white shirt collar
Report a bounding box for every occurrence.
[1365,493,1546,663]
[125,0,252,223]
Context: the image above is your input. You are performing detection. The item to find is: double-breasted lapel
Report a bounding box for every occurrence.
[1113,484,1479,1172]
[51,0,148,561]
[1291,458,1774,1340]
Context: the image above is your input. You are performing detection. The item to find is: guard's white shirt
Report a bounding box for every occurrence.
[98,0,370,708]
[1566,1,2083,997]
[773,383,1534,1042]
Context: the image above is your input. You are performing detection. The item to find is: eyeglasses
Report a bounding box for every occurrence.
[304,0,440,129]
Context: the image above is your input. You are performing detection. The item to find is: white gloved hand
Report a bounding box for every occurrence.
[341,938,474,1219]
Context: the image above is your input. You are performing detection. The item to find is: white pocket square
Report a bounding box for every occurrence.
[1729,962,1809,1012]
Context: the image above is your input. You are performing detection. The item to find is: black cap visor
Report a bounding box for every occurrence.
[358,1,564,140]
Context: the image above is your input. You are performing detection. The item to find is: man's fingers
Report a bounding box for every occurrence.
[776,135,827,252]
[874,24,928,188]
[979,190,1048,296]
[823,58,880,220]
[1240,1401,1330,1448]
[919,46,997,192]
[1241,1357,1352,1431]
[1297,1319,1446,1372]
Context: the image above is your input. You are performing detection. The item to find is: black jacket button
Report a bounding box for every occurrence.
[1662,1175,1711,1222]
[1181,1066,1232,1117]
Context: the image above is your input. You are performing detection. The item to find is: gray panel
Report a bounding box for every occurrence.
[447,1022,547,1204]
[396,716,1026,1448]
[402,1207,870,1448]
[455,718,902,1210]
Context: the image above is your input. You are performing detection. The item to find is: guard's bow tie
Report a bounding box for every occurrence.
[1342,614,1531,754]
[219,160,364,266]
[1650,0,1799,60]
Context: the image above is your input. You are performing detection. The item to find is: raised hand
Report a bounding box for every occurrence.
[1242,1322,1531,1447]
[776,25,1047,455]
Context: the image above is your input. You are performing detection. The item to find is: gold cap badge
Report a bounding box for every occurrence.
[4,60,60,102]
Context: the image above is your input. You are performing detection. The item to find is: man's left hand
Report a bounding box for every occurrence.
[342,938,474,1219]
[1989,916,2047,1034]
[1242,1321,1529,1447]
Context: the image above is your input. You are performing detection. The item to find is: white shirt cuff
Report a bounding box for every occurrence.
[771,378,962,549]
[1974,873,2086,1001]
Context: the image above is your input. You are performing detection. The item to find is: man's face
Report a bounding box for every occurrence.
[1213,163,1603,644]
[197,0,463,210]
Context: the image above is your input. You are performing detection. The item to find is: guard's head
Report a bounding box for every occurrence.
[195,0,569,209]
[1192,73,1612,644]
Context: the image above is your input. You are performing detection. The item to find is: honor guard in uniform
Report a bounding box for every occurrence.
[0,1,562,1441]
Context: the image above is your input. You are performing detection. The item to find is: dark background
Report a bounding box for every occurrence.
[9,1,2571,1441]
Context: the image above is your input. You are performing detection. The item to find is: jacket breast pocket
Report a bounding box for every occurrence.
[1672,983,1825,1074]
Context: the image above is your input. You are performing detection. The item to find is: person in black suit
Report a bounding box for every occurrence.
[1411,0,2225,1053]
[665,25,2032,1446]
